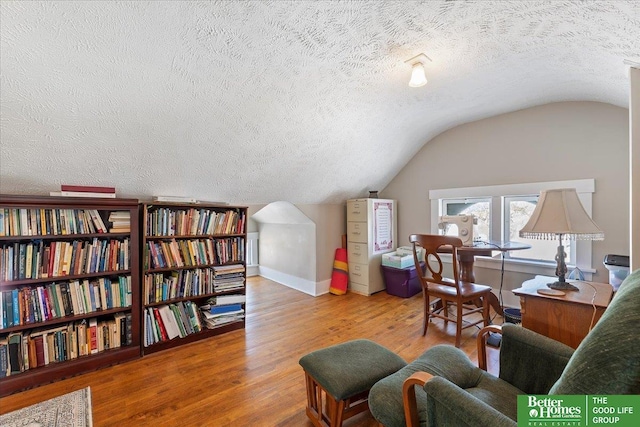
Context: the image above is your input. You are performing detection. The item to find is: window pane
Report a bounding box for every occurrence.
[507,198,572,262]
[508,200,536,241]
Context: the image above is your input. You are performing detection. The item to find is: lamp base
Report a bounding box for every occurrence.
[547,281,579,291]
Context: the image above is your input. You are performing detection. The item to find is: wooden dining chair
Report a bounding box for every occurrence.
[409,234,492,347]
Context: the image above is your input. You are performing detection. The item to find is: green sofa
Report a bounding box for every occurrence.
[369,268,640,427]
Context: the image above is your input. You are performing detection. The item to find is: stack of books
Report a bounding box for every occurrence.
[108,211,131,233]
[212,264,245,293]
[200,294,245,329]
[50,185,116,198]
[152,196,198,204]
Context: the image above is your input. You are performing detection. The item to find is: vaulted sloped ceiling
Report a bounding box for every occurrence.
[1,1,639,204]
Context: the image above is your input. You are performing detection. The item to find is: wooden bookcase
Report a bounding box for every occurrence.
[140,202,247,355]
[0,194,141,397]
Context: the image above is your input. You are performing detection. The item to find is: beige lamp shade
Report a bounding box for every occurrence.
[519,188,604,240]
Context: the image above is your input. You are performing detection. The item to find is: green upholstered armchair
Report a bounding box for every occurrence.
[369,268,640,427]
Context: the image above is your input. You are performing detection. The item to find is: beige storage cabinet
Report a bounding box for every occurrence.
[346,198,397,295]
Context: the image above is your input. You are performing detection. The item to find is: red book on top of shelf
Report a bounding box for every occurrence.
[61,185,116,194]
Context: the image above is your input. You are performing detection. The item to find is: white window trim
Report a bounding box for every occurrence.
[429,179,597,280]
[246,232,259,266]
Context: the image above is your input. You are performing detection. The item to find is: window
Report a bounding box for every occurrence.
[503,195,574,264]
[246,232,259,266]
[430,179,596,278]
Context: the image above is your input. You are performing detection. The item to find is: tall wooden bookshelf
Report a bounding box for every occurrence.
[140,202,247,355]
[0,195,141,397]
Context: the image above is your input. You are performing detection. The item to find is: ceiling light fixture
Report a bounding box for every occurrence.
[404,53,432,87]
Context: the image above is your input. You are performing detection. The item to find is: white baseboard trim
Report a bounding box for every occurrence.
[259,266,319,296]
[315,279,331,296]
[247,265,260,277]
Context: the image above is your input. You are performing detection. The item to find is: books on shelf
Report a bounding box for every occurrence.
[144,269,219,304]
[209,294,246,306]
[0,337,8,378]
[199,294,246,311]
[108,211,131,233]
[50,184,116,199]
[0,195,139,396]
[209,303,243,315]
[157,306,181,340]
[89,210,108,233]
[199,294,245,329]
[153,196,198,204]
[198,200,229,205]
[144,238,244,271]
[108,211,130,221]
[0,238,131,283]
[143,301,203,347]
[0,312,132,375]
[50,191,116,199]
[61,185,116,194]
[0,276,132,329]
[145,207,246,236]
[140,202,247,354]
[200,309,245,329]
[109,227,131,234]
[212,264,246,293]
[152,196,230,205]
[0,208,110,237]
[7,333,22,375]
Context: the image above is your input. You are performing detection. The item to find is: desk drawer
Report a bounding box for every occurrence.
[347,222,368,243]
[348,243,368,264]
[347,200,367,222]
[348,281,370,296]
[349,263,369,285]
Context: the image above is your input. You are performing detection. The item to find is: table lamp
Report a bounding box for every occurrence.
[519,188,604,291]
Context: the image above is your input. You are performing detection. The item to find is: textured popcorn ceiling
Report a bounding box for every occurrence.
[1,1,639,204]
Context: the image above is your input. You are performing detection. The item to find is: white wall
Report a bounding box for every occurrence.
[296,204,346,285]
[258,222,318,295]
[631,68,640,271]
[382,102,629,298]
[248,202,345,296]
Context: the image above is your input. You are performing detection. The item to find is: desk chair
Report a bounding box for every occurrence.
[410,234,492,347]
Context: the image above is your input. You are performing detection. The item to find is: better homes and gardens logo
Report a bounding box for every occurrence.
[517,395,640,427]
[523,395,583,425]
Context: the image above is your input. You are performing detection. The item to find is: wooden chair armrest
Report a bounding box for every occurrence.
[403,371,433,427]
[477,324,502,371]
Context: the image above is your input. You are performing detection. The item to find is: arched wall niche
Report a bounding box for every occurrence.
[252,201,318,295]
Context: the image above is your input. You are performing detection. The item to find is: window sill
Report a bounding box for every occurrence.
[439,254,595,281]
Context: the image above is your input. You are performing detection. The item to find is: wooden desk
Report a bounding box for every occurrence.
[512,275,613,348]
[456,241,530,280]
[449,241,531,315]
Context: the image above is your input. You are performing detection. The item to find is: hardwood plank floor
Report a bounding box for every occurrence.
[0,276,500,426]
